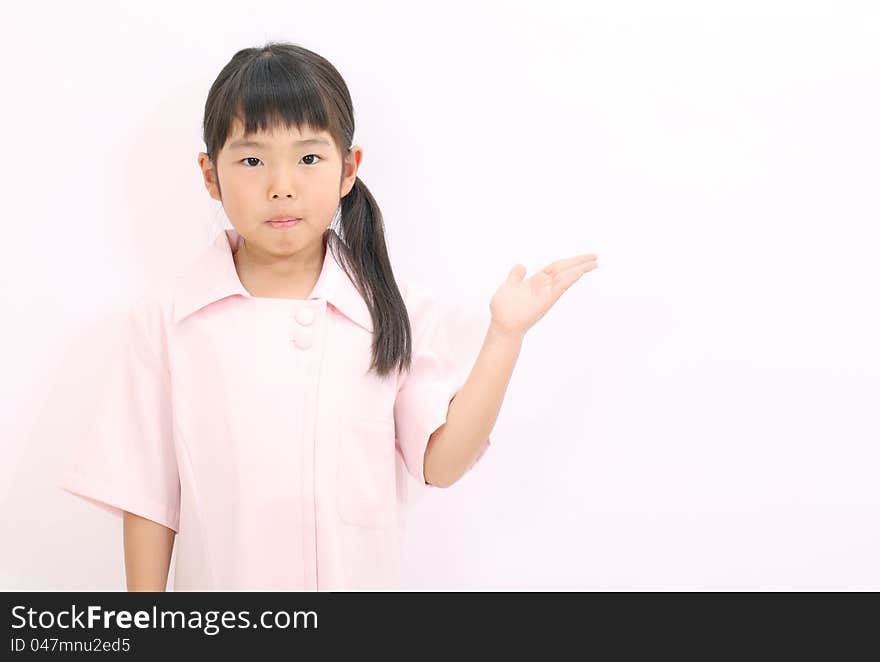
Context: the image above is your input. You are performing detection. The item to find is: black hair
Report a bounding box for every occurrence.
[201,41,411,378]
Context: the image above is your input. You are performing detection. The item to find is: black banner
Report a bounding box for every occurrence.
[1,591,872,657]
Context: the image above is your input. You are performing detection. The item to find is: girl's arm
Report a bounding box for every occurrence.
[424,255,598,487]
[122,511,175,591]
[424,323,521,487]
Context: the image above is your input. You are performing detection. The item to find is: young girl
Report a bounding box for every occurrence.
[59,41,599,591]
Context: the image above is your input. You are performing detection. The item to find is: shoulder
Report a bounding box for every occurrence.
[127,247,203,332]
[401,279,444,315]
[125,277,177,365]
[119,239,210,363]
[400,279,489,362]
[400,279,447,333]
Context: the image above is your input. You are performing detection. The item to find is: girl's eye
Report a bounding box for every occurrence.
[239,155,323,167]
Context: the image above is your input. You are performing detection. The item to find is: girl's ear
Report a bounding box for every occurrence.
[197,152,222,202]
[340,145,363,197]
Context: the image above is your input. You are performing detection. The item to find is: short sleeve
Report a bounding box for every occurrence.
[58,293,181,532]
[394,282,491,486]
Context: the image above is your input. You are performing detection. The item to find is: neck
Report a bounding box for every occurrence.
[234,234,326,299]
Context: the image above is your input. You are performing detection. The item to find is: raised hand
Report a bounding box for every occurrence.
[489,253,599,339]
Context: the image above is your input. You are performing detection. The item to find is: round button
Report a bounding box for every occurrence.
[292,327,313,349]
[295,306,315,326]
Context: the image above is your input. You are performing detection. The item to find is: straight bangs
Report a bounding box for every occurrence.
[205,52,344,161]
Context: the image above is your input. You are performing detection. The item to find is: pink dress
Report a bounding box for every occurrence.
[59,227,490,590]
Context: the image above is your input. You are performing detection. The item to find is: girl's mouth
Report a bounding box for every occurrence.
[267,219,302,229]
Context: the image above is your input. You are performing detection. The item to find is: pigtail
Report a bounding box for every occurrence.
[330,175,412,378]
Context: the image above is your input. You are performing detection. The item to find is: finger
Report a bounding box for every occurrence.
[554,259,597,281]
[541,254,598,277]
[549,261,595,300]
[507,264,527,283]
[530,259,594,289]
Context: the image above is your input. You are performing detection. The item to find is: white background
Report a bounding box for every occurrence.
[1,0,878,590]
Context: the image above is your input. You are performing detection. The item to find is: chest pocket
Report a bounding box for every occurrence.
[336,414,397,528]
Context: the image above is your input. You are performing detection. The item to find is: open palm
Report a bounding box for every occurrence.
[489,254,599,337]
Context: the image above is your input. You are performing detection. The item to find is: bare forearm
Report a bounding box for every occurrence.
[424,321,523,487]
[122,511,175,591]
[422,251,597,485]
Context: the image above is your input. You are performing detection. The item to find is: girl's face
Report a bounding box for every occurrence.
[198,117,362,260]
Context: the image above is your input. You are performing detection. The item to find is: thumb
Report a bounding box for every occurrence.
[507,264,527,283]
